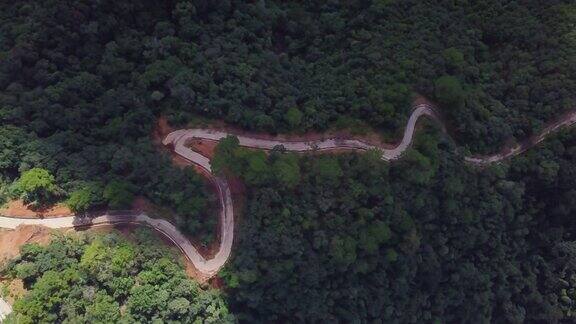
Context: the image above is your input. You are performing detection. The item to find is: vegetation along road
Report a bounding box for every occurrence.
[1,102,576,290]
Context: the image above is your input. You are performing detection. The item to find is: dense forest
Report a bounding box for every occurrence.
[0,0,218,241]
[3,0,574,151]
[1,229,233,323]
[1,0,575,235]
[216,125,576,323]
[2,0,576,322]
[1,0,575,183]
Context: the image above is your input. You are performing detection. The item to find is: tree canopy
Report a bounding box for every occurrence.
[1,230,234,323]
[212,136,301,189]
[0,1,575,322]
[12,168,60,207]
[221,126,576,323]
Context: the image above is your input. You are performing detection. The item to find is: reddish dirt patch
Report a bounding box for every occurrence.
[188,139,218,159]
[227,176,245,197]
[192,236,219,260]
[1,200,73,219]
[131,196,176,220]
[184,260,211,284]
[131,196,152,214]
[0,226,53,264]
[208,274,226,289]
[172,154,195,169]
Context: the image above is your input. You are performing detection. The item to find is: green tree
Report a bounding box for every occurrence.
[443,47,465,69]
[11,269,80,323]
[66,183,103,213]
[211,136,241,175]
[85,292,121,323]
[0,126,30,175]
[284,107,303,129]
[359,221,392,254]
[312,156,343,183]
[329,235,357,266]
[103,180,134,209]
[12,168,59,207]
[434,75,465,108]
[273,154,301,188]
[241,151,273,185]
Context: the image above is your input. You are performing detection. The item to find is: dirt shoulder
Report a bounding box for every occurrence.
[0,200,73,219]
[0,226,53,265]
[0,226,54,304]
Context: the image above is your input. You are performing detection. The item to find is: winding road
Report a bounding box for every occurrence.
[1,102,576,319]
[165,104,437,162]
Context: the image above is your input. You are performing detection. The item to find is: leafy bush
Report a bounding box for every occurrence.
[11,168,60,207]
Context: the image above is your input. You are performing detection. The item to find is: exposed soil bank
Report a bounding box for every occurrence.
[0,200,73,219]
